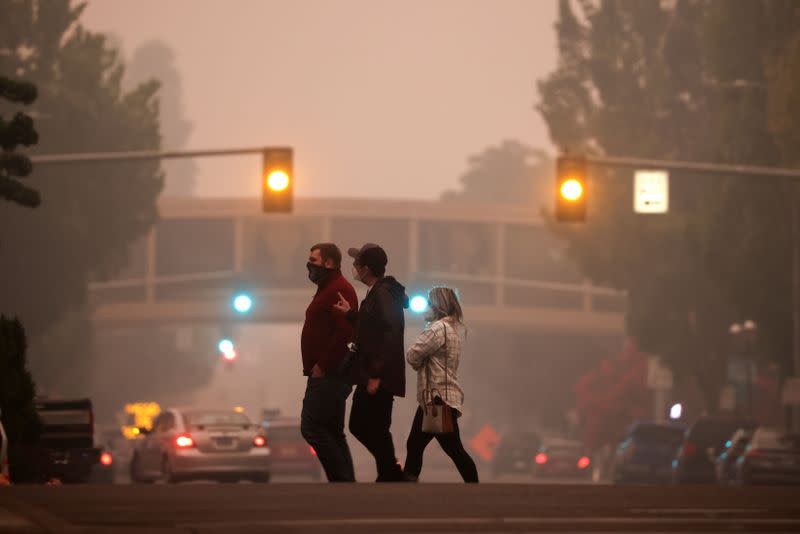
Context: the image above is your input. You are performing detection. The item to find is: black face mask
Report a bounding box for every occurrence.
[307,262,334,285]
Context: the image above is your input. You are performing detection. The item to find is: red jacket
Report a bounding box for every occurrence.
[301,270,359,375]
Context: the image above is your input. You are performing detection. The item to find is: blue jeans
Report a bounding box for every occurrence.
[300,375,355,482]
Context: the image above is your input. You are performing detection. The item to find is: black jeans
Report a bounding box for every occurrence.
[300,375,355,482]
[348,385,404,481]
[404,406,479,483]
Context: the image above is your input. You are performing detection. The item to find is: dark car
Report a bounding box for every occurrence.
[34,398,101,483]
[735,428,800,486]
[262,419,322,481]
[492,432,541,477]
[613,421,686,484]
[533,438,592,479]
[89,428,127,484]
[715,428,752,485]
[672,417,755,484]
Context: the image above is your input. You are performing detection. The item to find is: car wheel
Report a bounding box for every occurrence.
[130,454,149,484]
[161,457,179,484]
[252,473,271,483]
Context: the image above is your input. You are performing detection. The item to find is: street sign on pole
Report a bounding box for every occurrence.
[647,356,674,390]
[634,170,669,214]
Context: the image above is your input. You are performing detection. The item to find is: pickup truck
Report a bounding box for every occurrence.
[35,398,101,483]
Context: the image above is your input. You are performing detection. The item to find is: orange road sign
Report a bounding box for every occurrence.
[468,424,500,462]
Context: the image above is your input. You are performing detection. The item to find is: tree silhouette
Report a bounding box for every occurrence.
[0,75,40,207]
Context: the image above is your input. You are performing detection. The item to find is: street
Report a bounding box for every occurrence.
[2,482,800,533]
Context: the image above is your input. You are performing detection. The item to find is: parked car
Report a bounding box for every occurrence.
[613,421,686,484]
[34,398,101,483]
[89,427,126,484]
[715,428,752,485]
[533,438,592,479]
[492,432,541,477]
[130,408,271,483]
[735,427,800,486]
[262,418,321,481]
[672,417,755,484]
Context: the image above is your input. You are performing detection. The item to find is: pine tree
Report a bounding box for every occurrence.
[0,75,40,207]
[0,317,42,483]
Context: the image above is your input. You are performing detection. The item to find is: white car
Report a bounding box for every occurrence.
[130,408,271,483]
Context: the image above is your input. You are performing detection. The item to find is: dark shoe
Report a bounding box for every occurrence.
[376,463,410,482]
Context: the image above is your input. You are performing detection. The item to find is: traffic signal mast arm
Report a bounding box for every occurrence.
[584,154,800,180]
[29,146,288,165]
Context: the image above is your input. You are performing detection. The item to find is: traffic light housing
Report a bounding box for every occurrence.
[262,147,293,213]
[555,155,587,222]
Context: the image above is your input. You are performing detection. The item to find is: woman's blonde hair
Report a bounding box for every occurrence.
[426,286,465,328]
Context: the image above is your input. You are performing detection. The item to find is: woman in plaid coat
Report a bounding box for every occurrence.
[403,287,478,483]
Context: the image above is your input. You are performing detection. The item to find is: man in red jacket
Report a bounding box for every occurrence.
[300,243,359,482]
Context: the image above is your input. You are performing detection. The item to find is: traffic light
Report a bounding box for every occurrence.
[555,155,587,222]
[232,292,254,314]
[218,338,237,361]
[409,295,428,314]
[262,147,293,213]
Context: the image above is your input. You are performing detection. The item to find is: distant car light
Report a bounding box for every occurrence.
[253,435,266,447]
[100,452,113,466]
[670,403,683,420]
[578,456,591,469]
[535,453,548,465]
[175,434,195,449]
[310,446,317,456]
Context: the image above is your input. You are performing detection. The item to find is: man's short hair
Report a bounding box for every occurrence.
[310,243,342,269]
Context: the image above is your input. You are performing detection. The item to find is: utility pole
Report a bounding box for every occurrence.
[793,191,800,430]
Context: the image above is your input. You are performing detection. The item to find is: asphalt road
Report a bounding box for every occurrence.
[2,481,800,533]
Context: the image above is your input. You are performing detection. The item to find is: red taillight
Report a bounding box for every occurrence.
[535,453,548,465]
[680,442,697,457]
[253,435,266,447]
[175,434,195,448]
[100,452,113,466]
[310,446,317,456]
[578,456,591,469]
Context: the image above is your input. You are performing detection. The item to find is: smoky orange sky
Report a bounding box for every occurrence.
[82,0,557,199]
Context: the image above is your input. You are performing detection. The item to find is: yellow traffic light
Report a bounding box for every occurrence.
[555,155,587,222]
[262,147,293,212]
[560,179,584,201]
[267,170,290,192]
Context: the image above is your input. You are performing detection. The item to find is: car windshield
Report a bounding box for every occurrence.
[503,433,540,447]
[543,440,583,454]
[753,429,800,451]
[688,420,750,448]
[266,426,303,441]
[184,411,251,427]
[632,425,685,444]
